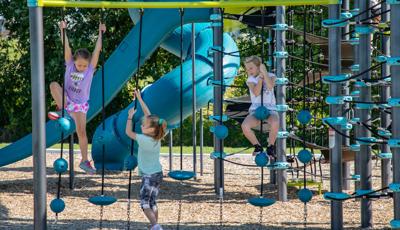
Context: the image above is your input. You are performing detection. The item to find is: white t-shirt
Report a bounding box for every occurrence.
[246,73,276,111]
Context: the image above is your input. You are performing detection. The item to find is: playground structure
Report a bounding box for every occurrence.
[1,0,400,229]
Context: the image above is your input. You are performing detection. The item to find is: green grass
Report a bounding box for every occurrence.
[1,143,319,155]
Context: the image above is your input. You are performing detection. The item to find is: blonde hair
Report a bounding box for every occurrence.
[245,55,262,67]
[143,115,167,140]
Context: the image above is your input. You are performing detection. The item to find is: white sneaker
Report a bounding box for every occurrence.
[151,224,163,230]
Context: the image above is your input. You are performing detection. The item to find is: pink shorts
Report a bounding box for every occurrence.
[66,98,89,114]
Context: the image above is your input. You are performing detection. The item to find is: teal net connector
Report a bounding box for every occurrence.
[322,19,348,28]
[348,37,359,45]
[384,77,392,82]
[350,8,360,15]
[27,0,40,7]
[379,103,391,109]
[267,162,290,170]
[387,57,400,66]
[378,152,392,159]
[378,130,392,137]
[277,131,289,139]
[208,115,228,122]
[323,192,351,201]
[388,98,400,107]
[350,64,360,72]
[211,22,222,27]
[272,23,288,31]
[325,96,352,105]
[351,174,361,180]
[266,60,272,67]
[388,139,400,148]
[210,14,222,21]
[355,25,376,34]
[322,117,347,126]
[375,55,388,63]
[275,104,289,112]
[341,123,353,130]
[350,90,360,96]
[349,117,360,124]
[358,137,377,145]
[350,144,360,151]
[355,103,376,110]
[322,74,350,83]
[275,77,288,85]
[388,0,400,4]
[341,12,353,19]
[389,183,400,192]
[390,219,400,229]
[210,152,226,159]
[354,81,370,88]
[355,189,375,196]
[273,51,288,58]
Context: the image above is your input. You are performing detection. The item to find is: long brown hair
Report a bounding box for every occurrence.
[145,115,167,140]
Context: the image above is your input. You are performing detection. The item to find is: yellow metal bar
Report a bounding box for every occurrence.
[41,0,339,9]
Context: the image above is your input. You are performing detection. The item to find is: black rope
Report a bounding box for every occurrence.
[360,122,390,140]
[100,8,106,197]
[326,187,389,201]
[323,62,385,83]
[55,8,67,221]
[302,5,308,190]
[322,0,386,26]
[325,121,387,144]
[363,74,391,83]
[179,8,184,171]
[259,7,267,198]
[127,8,143,230]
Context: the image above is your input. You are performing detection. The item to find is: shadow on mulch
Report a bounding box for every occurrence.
[0,203,8,221]
[0,217,341,229]
[0,175,277,204]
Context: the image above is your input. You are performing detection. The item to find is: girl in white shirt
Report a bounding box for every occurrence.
[241,56,279,157]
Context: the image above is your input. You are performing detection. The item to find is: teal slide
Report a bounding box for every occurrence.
[0,8,240,169]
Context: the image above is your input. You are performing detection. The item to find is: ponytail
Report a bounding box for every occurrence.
[146,115,167,140]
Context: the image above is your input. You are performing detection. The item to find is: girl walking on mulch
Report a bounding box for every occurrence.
[125,89,167,230]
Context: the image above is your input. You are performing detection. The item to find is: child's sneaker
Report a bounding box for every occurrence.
[79,160,96,174]
[286,155,295,163]
[151,224,163,230]
[252,144,263,156]
[48,111,61,120]
[266,145,276,160]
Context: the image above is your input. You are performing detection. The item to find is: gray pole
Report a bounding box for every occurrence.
[328,3,343,230]
[390,2,400,224]
[29,6,47,230]
[380,1,391,188]
[341,0,351,191]
[212,8,224,195]
[275,6,287,202]
[192,23,197,179]
[268,28,276,185]
[359,1,372,228]
[353,0,361,191]
[200,108,204,176]
[69,134,74,190]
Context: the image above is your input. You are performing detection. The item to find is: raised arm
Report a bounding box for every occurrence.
[90,23,106,68]
[135,89,151,116]
[248,76,264,97]
[125,108,137,140]
[60,21,72,63]
[259,64,275,91]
